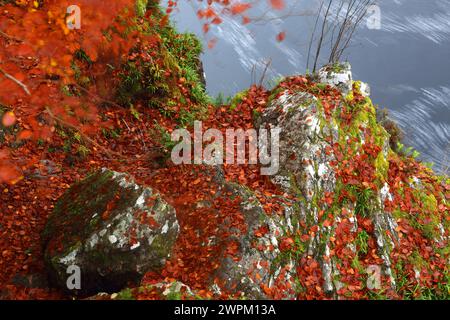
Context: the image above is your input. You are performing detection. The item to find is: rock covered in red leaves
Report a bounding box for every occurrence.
[203,167,298,299]
[248,63,449,299]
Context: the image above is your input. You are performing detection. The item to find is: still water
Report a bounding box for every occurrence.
[166,0,450,173]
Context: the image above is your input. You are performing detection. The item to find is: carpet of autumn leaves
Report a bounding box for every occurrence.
[0,0,449,300]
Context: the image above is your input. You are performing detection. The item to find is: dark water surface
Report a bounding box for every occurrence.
[166,0,450,172]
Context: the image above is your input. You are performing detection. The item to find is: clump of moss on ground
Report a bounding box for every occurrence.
[115,1,209,127]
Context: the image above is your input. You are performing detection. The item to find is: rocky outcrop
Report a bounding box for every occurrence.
[42,169,179,296]
[316,62,370,98]
[317,62,353,96]
[250,63,448,298]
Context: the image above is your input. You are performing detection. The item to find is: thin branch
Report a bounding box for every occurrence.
[307,0,324,71]
[313,0,333,72]
[0,67,31,95]
[258,58,272,87]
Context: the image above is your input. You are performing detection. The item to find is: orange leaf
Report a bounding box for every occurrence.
[0,163,22,184]
[242,16,251,25]
[17,130,33,140]
[2,112,16,127]
[270,0,285,10]
[230,2,252,15]
[276,31,286,42]
[207,38,217,49]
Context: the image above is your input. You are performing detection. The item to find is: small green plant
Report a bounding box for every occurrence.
[178,109,196,128]
[102,128,121,140]
[115,13,210,119]
[77,145,90,158]
[397,142,421,159]
[182,64,210,106]
[130,105,141,120]
[229,90,248,110]
[115,288,135,300]
[354,188,374,218]
[355,230,369,255]
[166,290,182,300]
[150,122,177,153]
[213,92,233,106]
[57,127,91,161]
[74,49,93,65]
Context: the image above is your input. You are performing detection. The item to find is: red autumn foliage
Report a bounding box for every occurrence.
[0,0,447,301]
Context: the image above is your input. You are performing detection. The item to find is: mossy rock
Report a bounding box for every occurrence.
[42,168,179,297]
[316,62,353,96]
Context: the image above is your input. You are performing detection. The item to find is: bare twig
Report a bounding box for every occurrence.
[0,29,22,42]
[258,58,272,87]
[73,83,124,108]
[307,1,324,72]
[313,0,333,72]
[122,119,131,132]
[0,67,31,95]
[308,0,374,71]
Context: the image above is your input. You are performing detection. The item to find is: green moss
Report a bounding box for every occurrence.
[422,193,438,212]
[355,230,370,255]
[351,255,364,273]
[353,81,362,93]
[345,89,354,102]
[374,152,389,181]
[212,92,233,106]
[229,90,248,110]
[267,87,285,104]
[115,288,136,300]
[147,232,171,259]
[43,170,119,242]
[330,62,345,73]
[135,0,148,17]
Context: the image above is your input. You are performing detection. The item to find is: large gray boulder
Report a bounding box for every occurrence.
[194,167,298,299]
[42,169,179,296]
